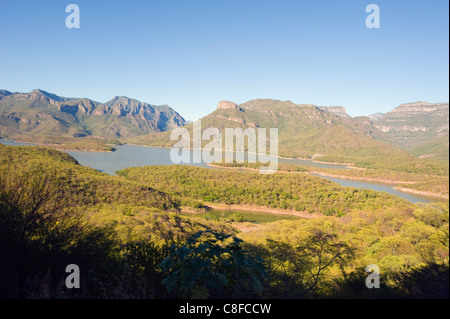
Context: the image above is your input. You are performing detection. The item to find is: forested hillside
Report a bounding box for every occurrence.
[0,145,448,299]
[117,165,413,216]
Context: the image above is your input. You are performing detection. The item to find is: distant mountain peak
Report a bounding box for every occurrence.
[216,101,243,111]
[368,113,385,121]
[319,106,350,118]
[0,89,12,98]
[31,89,47,94]
[106,96,131,104]
[30,89,65,102]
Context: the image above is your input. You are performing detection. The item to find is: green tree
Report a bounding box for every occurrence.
[160,231,265,299]
[0,165,116,298]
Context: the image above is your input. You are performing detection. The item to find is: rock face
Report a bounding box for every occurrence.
[0,89,186,139]
[370,102,449,149]
[391,102,448,112]
[319,106,350,118]
[217,101,244,112]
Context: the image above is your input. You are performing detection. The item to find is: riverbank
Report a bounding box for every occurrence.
[0,137,116,153]
[309,171,416,185]
[309,172,448,200]
[393,187,449,201]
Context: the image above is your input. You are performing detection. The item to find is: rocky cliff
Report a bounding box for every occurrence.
[0,89,186,140]
[319,106,350,118]
[369,102,449,158]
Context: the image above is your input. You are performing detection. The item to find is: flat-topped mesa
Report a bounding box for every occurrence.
[392,102,449,113]
[372,101,449,135]
[217,101,244,112]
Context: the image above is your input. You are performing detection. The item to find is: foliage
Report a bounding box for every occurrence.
[0,144,179,211]
[160,231,265,299]
[250,230,354,298]
[182,209,302,224]
[240,203,449,298]
[118,165,413,216]
[0,144,448,299]
[212,161,449,197]
[0,165,117,298]
[5,135,117,152]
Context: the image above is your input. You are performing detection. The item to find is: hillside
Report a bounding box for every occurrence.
[410,134,450,162]
[0,143,179,211]
[127,99,443,172]
[370,102,449,161]
[129,99,397,153]
[0,89,186,141]
[0,144,448,299]
[117,165,413,216]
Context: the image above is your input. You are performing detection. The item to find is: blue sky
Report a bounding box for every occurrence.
[0,0,448,121]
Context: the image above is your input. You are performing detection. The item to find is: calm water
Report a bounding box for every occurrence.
[1,139,446,204]
[312,174,446,204]
[67,145,210,173]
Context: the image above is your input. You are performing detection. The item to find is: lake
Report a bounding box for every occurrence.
[311,174,445,205]
[1,139,445,204]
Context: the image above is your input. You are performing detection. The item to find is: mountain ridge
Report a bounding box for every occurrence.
[0,89,187,140]
[126,98,448,167]
[369,101,449,161]
[1,89,447,163]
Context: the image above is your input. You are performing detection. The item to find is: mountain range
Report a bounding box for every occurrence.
[129,99,449,164]
[1,89,448,163]
[0,89,186,141]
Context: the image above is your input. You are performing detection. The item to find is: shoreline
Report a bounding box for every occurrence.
[4,139,448,200]
[311,172,448,200]
[126,143,352,167]
[393,187,449,200]
[208,163,410,185]
[309,171,417,186]
[4,138,355,168]
[207,163,260,172]
[0,138,116,153]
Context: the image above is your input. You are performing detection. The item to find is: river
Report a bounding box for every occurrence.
[1,139,445,204]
